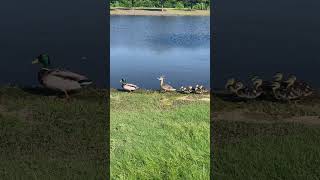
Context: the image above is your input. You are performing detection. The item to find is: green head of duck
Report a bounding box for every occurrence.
[32,54,51,68]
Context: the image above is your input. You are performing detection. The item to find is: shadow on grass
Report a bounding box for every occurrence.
[213,90,320,103]
[21,87,80,98]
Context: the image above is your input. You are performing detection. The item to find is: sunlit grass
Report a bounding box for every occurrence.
[110,90,210,179]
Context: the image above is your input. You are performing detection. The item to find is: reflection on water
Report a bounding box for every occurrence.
[111,16,210,89]
[214,0,320,89]
[0,0,107,87]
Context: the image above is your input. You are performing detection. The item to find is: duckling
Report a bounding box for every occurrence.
[199,85,208,93]
[195,85,209,94]
[234,81,263,99]
[271,81,301,101]
[194,85,202,94]
[157,76,176,92]
[225,78,238,94]
[284,75,313,97]
[179,86,190,94]
[272,72,291,89]
[120,79,139,92]
[273,72,284,82]
[186,86,193,93]
[251,77,273,96]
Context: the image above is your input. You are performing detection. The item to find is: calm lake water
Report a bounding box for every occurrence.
[0,0,107,87]
[111,16,210,89]
[214,0,320,89]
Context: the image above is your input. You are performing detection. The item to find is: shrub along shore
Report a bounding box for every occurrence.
[110,7,210,16]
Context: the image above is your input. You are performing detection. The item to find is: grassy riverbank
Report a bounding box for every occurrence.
[110,89,210,179]
[212,94,320,179]
[2,86,319,179]
[0,87,108,179]
[110,7,210,16]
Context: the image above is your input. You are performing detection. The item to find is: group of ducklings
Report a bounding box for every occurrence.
[179,85,208,94]
[120,75,208,94]
[225,72,314,101]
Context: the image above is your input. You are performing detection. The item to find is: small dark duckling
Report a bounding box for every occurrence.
[271,81,301,101]
[285,75,313,97]
[234,81,263,99]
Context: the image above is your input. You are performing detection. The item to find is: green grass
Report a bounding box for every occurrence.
[212,95,320,179]
[3,86,319,179]
[110,89,210,179]
[0,87,108,179]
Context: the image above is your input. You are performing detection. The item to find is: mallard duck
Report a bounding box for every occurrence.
[32,54,92,98]
[284,75,313,97]
[271,81,301,101]
[157,76,176,92]
[234,81,263,99]
[120,79,139,92]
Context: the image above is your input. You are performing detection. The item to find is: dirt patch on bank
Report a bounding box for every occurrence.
[176,95,210,102]
[215,109,320,126]
[284,116,320,125]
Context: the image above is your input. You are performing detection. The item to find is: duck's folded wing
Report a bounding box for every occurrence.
[42,74,81,91]
[50,70,93,86]
[50,70,89,81]
[126,83,139,89]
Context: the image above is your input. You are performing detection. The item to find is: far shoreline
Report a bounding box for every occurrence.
[110,7,210,16]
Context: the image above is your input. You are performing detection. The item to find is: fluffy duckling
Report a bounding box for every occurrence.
[179,86,191,94]
[199,85,209,93]
[194,85,202,94]
[251,76,273,96]
[234,81,263,99]
[271,81,301,101]
[225,78,239,94]
[194,85,209,94]
[285,75,313,97]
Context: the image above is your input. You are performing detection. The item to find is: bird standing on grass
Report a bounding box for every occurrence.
[32,54,92,99]
[157,76,176,92]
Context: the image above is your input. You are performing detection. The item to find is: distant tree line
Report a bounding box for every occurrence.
[110,0,210,10]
